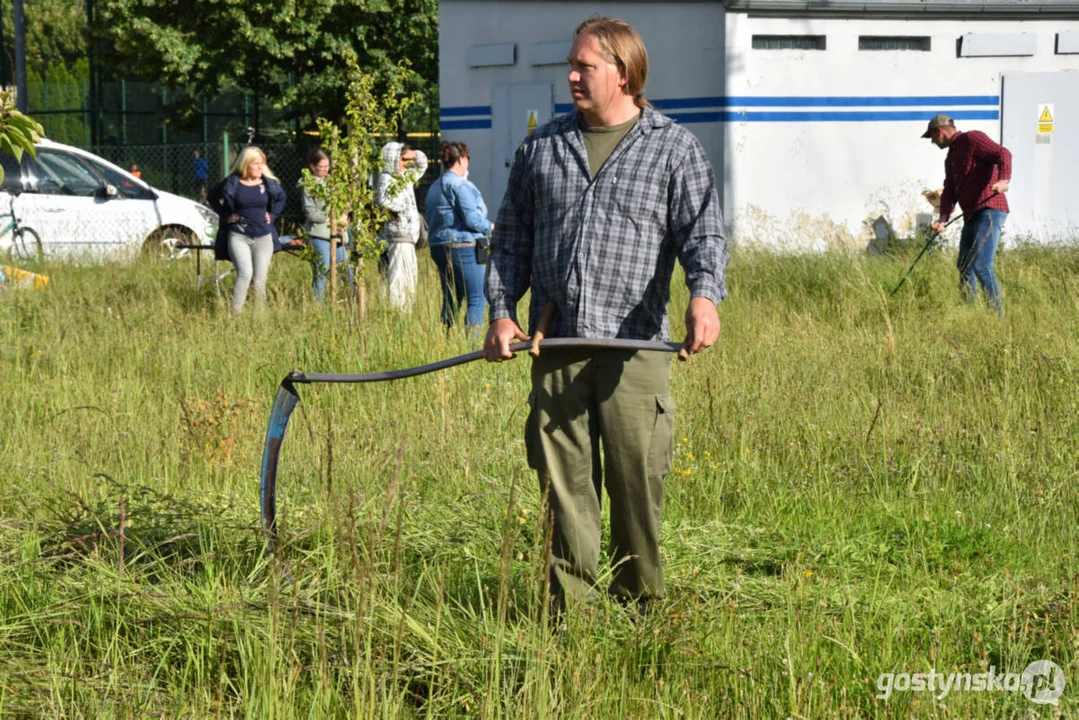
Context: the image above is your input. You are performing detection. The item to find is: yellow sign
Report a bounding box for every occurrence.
[0,265,49,291]
[526,110,538,135]
[1037,104,1054,134]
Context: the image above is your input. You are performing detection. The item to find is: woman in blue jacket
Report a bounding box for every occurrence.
[424,141,493,329]
[208,146,287,313]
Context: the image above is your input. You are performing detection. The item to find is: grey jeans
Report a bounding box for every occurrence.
[228,232,273,313]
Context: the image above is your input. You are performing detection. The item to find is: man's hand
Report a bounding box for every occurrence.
[991,179,1009,194]
[683,297,720,355]
[932,221,947,234]
[484,318,529,362]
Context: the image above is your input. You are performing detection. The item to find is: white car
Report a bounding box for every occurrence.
[0,139,218,261]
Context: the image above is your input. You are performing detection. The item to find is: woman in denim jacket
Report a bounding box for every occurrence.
[424,141,493,329]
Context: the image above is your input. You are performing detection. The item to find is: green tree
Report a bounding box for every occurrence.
[71,57,89,144]
[25,66,43,125]
[302,58,418,312]
[0,0,87,81]
[94,0,437,133]
[45,62,80,143]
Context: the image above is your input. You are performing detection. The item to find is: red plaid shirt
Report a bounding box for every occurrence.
[939,130,1011,222]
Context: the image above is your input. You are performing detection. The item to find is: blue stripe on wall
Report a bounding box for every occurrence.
[668,109,1000,123]
[440,105,492,117]
[652,95,999,110]
[441,98,1001,125]
[440,118,492,130]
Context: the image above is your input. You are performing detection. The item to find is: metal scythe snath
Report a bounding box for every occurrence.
[259,336,687,548]
[889,193,1000,297]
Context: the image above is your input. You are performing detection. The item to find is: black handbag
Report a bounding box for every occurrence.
[475,233,490,264]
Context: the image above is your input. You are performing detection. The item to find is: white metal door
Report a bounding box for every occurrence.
[1001,72,1079,243]
[491,83,553,213]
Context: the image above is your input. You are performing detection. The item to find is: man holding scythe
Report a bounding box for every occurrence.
[923,113,1012,312]
[483,16,729,613]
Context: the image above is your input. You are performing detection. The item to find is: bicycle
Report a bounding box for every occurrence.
[0,196,41,263]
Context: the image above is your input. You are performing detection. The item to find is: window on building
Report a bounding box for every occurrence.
[859,36,931,51]
[752,35,827,51]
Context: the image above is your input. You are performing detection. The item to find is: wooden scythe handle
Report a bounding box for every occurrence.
[529,301,557,357]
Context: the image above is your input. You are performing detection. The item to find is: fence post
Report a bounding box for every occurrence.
[221,130,229,179]
[161,87,173,193]
[121,78,127,145]
[82,80,90,146]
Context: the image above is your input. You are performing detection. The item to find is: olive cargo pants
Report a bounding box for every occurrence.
[526,348,675,607]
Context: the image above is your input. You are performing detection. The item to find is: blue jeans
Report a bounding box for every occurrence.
[310,237,351,302]
[957,209,1006,313]
[430,243,487,327]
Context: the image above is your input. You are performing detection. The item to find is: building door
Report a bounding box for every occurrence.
[491,83,553,212]
[1001,72,1079,243]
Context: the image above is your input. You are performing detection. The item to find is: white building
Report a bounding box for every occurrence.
[438,0,1079,248]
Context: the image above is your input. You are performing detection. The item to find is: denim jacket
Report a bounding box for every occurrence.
[424,171,493,246]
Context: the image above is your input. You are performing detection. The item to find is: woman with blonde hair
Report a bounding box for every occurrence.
[208,146,287,313]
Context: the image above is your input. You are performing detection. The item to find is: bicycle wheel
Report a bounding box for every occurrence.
[11,227,42,263]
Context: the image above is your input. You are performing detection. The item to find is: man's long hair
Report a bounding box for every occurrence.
[574,16,652,109]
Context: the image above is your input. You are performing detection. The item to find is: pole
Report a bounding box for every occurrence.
[221,130,229,178]
[329,210,338,306]
[0,0,7,87]
[87,0,98,144]
[82,80,90,145]
[121,79,127,145]
[14,0,27,112]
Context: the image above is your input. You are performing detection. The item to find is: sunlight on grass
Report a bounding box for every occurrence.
[1,244,1077,717]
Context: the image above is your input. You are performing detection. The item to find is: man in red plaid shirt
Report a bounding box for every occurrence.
[924,114,1011,312]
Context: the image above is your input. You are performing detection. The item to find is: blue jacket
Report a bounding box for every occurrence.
[208,172,288,261]
[424,171,492,246]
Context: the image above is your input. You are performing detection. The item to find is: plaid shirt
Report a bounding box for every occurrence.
[485,106,728,341]
[939,130,1012,222]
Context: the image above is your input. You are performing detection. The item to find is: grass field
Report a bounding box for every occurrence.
[1,241,1077,718]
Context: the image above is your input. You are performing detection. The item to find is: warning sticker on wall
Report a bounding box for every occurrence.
[526,109,538,135]
[1037,104,1054,134]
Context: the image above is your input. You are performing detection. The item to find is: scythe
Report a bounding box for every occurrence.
[259,337,686,548]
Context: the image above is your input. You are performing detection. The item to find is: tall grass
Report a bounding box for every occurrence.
[1,242,1076,718]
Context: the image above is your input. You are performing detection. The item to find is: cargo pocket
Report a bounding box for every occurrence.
[524,390,545,470]
[647,394,676,478]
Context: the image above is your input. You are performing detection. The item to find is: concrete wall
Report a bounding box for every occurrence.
[439,1,1079,248]
[725,15,1079,248]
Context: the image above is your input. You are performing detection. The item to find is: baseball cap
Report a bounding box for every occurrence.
[921,114,953,138]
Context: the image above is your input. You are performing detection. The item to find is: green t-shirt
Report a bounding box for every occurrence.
[581,112,639,178]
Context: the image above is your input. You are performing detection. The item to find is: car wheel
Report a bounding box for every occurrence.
[144,227,194,260]
[11,227,42,263]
